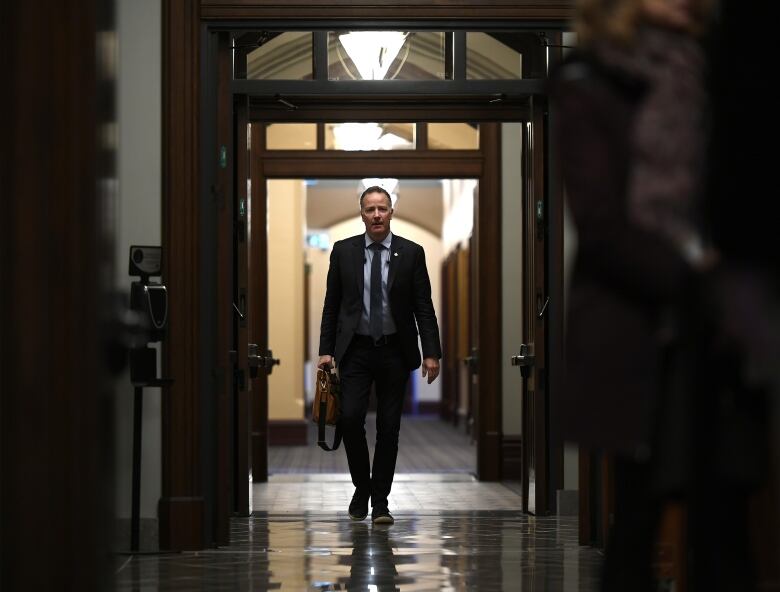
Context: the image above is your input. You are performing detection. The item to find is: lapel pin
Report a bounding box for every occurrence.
[394,252,398,257]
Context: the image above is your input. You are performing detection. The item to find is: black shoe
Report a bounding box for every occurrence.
[371,506,394,525]
[348,491,369,521]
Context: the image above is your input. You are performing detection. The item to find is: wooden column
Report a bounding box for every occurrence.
[1,0,114,588]
[159,0,204,550]
[476,123,503,480]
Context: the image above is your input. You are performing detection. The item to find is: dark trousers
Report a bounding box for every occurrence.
[339,334,409,508]
[601,458,660,592]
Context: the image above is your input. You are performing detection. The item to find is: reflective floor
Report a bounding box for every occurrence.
[115,476,603,591]
[253,473,524,513]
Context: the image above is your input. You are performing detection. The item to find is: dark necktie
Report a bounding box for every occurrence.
[369,243,384,342]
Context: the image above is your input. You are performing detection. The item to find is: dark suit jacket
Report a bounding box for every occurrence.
[318,233,442,370]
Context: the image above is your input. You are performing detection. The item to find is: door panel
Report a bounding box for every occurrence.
[441,247,470,428]
[474,123,503,481]
[250,124,270,483]
[520,118,537,513]
[440,253,456,422]
[468,225,478,441]
[518,100,549,514]
[234,95,253,515]
[458,246,472,431]
[215,32,233,542]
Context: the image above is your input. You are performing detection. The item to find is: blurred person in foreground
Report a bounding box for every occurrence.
[549,0,716,590]
[702,0,780,583]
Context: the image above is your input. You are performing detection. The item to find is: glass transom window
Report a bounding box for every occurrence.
[266,124,317,150]
[245,32,313,80]
[466,32,546,80]
[325,123,416,151]
[328,32,447,80]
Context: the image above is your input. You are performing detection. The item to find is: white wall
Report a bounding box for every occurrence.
[307,215,442,407]
[501,123,524,435]
[562,26,580,490]
[115,0,162,521]
[563,195,579,490]
[441,179,476,255]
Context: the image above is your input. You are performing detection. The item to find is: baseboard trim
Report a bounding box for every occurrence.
[269,419,308,446]
[114,518,159,553]
[158,496,204,551]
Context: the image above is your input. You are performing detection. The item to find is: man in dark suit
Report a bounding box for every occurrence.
[318,185,441,524]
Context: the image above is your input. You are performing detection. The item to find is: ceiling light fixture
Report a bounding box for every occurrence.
[332,123,383,151]
[338,31,409,80]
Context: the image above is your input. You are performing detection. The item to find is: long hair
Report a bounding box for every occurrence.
[575,0,713,47]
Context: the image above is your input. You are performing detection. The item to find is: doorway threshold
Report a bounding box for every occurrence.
[269,473,477,483]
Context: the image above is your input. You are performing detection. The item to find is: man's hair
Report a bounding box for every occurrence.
[359,185,393,209]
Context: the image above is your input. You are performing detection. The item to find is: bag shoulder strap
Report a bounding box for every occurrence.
[317,397,341,451]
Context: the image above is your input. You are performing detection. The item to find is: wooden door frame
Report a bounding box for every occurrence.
[520,98,550,514]
[249,122,503,487]
[162,0,572,549]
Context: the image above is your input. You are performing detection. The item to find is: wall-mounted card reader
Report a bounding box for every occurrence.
[129,245,167,343]
[124,244,173,553]
[127,244,170,385]
[130,282,168,341]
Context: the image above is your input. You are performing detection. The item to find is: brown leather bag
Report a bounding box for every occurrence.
[312,367,341,451]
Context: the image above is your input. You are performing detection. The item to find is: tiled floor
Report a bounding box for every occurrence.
[115,475,603,591]
[269,413,476,474]
[254,473,522,514]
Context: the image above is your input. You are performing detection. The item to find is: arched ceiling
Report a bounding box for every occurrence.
[306,179,443,237]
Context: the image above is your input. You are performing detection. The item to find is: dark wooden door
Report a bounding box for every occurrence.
[468,216,479,441]
[249,123,271,484]
[214,32,234,541]
[234,96,255,512]
[514,101,549,514]
[475,123,503,481]
[215,35,258,534]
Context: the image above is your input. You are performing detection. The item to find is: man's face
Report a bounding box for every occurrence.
[361,191,393,241]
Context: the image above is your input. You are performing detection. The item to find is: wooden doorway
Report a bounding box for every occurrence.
[243,120,502,489]
[162,3,570,549]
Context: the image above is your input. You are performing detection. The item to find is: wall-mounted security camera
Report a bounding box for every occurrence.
[129,245,162,278]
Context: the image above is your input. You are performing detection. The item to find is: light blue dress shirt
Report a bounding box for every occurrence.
[357,232,397,336]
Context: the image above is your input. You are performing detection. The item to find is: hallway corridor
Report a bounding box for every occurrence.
[113,417,603,589]
[114,474,603,590]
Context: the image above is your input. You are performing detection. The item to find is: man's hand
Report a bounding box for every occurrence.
[318,355,334,370]
[421,357,440,384]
